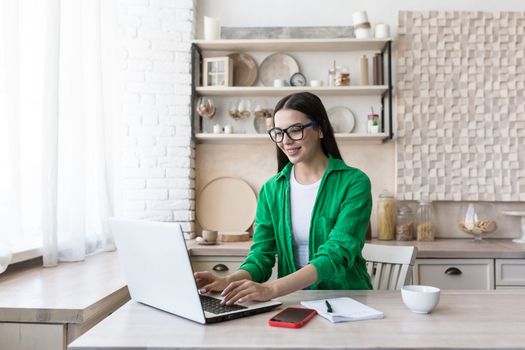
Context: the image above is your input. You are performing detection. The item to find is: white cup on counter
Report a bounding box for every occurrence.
[310,80,323,87]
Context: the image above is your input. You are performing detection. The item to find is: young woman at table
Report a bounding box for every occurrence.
[195,92,373,305]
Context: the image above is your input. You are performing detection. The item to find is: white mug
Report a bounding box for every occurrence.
[213,124,222,134]
[352,11,369,26]
[224,125,234,134]
[375,23,391,38]
[310,80,323,87]
[203,16,221,40]
[355,28,372,39]
[273,79,287,87]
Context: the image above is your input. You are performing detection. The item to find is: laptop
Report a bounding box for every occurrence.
[110,218,282,324]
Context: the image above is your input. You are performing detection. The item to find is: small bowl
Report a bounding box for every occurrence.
[401,285,440,314]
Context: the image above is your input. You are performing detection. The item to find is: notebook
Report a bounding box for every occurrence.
[300,297,384,323]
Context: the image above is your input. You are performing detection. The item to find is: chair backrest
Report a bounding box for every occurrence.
[362,243,417,290]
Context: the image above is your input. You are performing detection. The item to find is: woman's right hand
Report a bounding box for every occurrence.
[194,271,229,293]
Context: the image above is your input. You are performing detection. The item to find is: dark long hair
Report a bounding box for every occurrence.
[272,92,342,172]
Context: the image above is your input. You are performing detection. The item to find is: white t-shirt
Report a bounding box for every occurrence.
[290,166,322,268]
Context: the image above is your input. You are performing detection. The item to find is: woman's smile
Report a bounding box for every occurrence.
[284,146,301,157]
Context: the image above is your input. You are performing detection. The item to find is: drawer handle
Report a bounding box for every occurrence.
[445,267,462,275]
[212,264,229,272]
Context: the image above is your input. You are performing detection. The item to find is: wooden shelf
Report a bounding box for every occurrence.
[195,133,389,145]
[196,85,388,97]
[192,38,391,52]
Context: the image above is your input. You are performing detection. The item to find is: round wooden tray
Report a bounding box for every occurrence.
[196,177,257,234]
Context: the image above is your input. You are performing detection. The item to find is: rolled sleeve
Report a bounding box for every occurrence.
[239,183,277,283]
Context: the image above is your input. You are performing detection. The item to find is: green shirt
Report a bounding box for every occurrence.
[239,155,373,290]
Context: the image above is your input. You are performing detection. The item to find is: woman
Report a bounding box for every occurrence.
[195,92,372,305]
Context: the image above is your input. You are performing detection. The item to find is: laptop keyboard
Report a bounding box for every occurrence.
[200,295,247,314]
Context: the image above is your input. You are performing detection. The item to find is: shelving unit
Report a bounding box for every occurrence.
[195,132,389,145]
[196,85,389,97]
[192,38,389,52]
[191,38,393,144]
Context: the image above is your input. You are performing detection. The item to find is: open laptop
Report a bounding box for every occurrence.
[110,218,282,324]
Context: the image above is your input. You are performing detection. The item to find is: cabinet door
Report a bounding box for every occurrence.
[191,256,277,281]
[414,259,494,290]
[0,322,66,350]
[496,259,525,287]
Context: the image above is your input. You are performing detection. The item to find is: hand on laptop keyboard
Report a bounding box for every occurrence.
[200,295,246,314]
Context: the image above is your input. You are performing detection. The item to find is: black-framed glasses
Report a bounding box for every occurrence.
[268,121,318,143]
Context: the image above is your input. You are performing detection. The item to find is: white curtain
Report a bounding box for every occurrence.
[0,0,120,267]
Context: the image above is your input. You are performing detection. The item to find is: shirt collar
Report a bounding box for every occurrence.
[275,154,347,182]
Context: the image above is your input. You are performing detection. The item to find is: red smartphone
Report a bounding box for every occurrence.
[268,307,317,328]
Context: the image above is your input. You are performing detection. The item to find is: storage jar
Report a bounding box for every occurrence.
[416,200,435,241]
[377,191,396,240]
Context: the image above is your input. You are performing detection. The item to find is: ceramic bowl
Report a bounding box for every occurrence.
[401,285,440,314]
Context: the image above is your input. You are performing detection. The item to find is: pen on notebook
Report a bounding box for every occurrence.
[325,300,333,313]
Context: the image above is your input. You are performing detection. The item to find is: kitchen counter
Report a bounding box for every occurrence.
[69,289,525,350]
[187,238,525,259]
[0,251,129,349]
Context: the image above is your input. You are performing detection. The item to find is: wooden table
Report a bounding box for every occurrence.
[69,289,525,350]
[0,251,129,350]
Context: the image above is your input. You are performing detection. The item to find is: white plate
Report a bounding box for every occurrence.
[327,106,356,133]
[259,53,299,87]
[196,177,257,233]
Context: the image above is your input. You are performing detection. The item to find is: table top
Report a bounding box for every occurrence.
[187,238,525,259]
[69,289,525,350]
[0,251,129,323]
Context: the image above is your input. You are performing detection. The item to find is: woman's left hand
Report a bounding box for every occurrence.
[221,279,276,305]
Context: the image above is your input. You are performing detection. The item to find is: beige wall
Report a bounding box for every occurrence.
[195,142,396,235]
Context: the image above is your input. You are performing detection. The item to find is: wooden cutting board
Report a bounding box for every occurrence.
[218,232,250,242]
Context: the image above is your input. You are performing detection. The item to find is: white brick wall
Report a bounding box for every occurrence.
[118,0,196,236]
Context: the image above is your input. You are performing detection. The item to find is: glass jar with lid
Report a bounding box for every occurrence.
[377,190,396,240]
[396,203,414,241]
[416,200,435,241]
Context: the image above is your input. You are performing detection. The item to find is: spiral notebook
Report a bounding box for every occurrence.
[300,297,384,323]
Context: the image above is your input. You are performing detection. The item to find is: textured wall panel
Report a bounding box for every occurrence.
[397,11,525,201]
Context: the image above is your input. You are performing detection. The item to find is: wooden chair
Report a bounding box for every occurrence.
[362,243,417,290]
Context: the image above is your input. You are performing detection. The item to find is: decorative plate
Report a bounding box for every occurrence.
[327,106,356,133]
[259,53,299,87]
[228,53,258,86]
[196,177,257,233]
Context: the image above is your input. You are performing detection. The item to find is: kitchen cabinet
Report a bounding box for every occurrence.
[191,256,277,281]
[413,258,495,290]
[190,38,393,144]
[414,258,525,289]
[495,259,525,288]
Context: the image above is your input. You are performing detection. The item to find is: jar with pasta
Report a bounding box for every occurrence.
[416,200,435,241]
[396,203,414,241]
[377,191,396,240]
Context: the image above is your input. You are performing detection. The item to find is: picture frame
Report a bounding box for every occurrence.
[202,56,233,87]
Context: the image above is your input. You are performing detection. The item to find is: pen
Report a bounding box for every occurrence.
[325,300,333,313]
